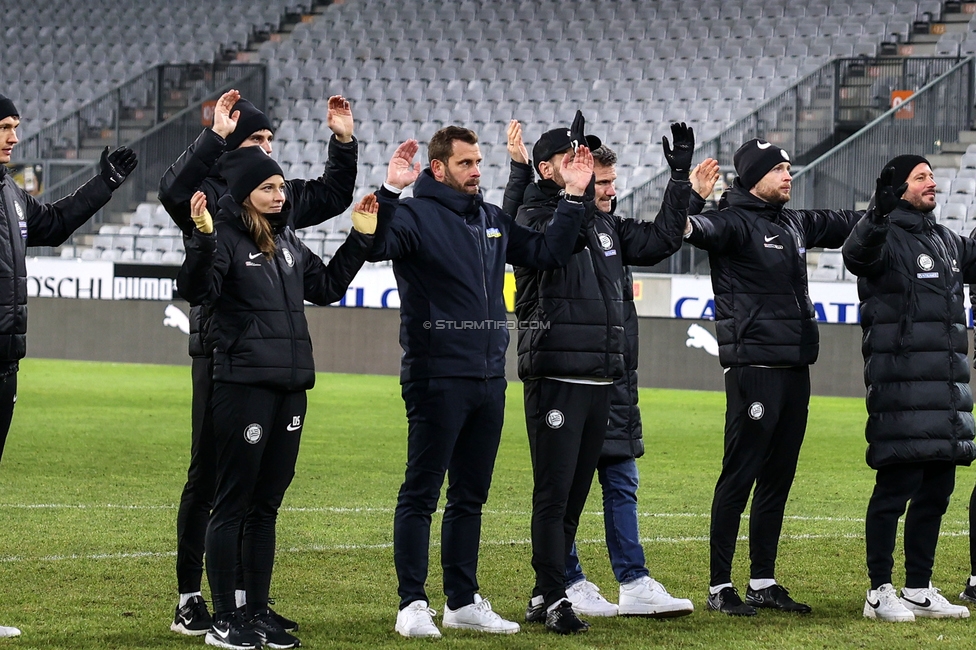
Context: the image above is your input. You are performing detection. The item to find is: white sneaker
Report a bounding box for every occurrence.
[565,580,618,617]
[442,594,519,634]
[863,584,915,622]
[395,600,442,638]
[900,584,971,619]
[0,626,19,638]
[618,576,694,617]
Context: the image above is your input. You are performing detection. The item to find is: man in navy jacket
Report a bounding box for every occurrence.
[369,126,592,638]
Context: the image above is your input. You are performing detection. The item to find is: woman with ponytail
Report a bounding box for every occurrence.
[178,145,385,650]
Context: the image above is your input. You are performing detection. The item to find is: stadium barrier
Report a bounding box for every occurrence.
[23,296,880,399]
[791,56,975,209]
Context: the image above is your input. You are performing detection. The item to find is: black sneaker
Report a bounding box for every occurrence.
[706,586,757,616]
[171,595,212,636]
[745,584,812,614]
[268,605,299,633]
[960,582,976,604]
[545,600,590,634]
[525,596,546,623]
[205,610,263,650]
[250,609,301,649]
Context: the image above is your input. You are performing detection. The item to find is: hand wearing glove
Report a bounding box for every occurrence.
[190,191,213,234]
[873,166,907,222]
[100,146,138,190]
[351,193,378,235]
[663,122,694,180]
[570,109,586,151]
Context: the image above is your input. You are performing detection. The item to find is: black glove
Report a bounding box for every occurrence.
[874,166,907,221]
[570,109,586,151]
[663,122,694,179]
[99,146,138,190]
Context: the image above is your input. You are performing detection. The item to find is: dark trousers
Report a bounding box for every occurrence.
[866,462,955,589]
[206,382,306,615]
[970,480,976,575]
[710,365,810,587]
[525,379,610,608]
[175,357,217,594]
[394,377,506,611]
[0,371,17,462]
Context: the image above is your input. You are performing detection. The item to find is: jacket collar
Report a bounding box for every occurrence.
[522,179,563,207]
[413,169,483,216]
[726,182,785,220]
[889,202,936,233]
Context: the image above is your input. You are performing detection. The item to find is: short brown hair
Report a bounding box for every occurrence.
[428,126,479,165]
[592,145,618,168]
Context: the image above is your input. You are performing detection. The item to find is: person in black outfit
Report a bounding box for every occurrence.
[159,88,357,635]
[367,126,591,638]
[178,147,379,650]
[513,119,694,633]
[0,94,136,639]
[844,157,976,622]
[685,138,862,616]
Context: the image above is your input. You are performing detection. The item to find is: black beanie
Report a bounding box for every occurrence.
[223,99,274,151]
[881,154,931,187]
[733,139,791,190]
[218,146,284,204]
[0,94,18,122]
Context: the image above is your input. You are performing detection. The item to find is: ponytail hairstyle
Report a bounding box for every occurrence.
[241,199,276,259]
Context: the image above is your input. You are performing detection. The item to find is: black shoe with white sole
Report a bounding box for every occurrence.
[745,584,812,613]
[171,595,212,636]
[205,611,263,650]
[545,601,589,634]
[706,586,757,616]
[251,609,301,649]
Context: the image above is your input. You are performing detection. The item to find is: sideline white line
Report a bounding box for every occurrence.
[0,530,968,565]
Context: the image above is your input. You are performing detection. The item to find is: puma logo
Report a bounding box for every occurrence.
[686,323,719,357]
[163,304,190,334]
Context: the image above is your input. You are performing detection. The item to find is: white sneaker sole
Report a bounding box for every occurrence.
[619,601,694,617]
[205,632,261,649]
[863,603,915,622]
[570,606,618,618]
[171,620,210,636]
[395,624,442,639]
[908,607,970,619]
[442,619,520,634]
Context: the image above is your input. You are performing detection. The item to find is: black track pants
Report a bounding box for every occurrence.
[525,379,610,608]
[206,382,306,615]
[0,371,16,462]
[709,365,810,587]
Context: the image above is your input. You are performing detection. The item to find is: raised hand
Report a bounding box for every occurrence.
[561,144,594,196]
[99,146,138,190]
[190,191,213,234]
[691,158,720,199]
[506,120,529,165]
[663,122,695,176]
[327,95,354,143]
[386,139,421,190]
[211,89,241,140]
[874,166,907,219]
[351,193,378,234]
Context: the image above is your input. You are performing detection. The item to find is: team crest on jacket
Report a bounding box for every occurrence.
[486,227,501,238]
[916,254,934,271]
[598,233,613,250]
[748,402,764,420]
[244,423,263,444]
[282,247,295,267]
[546,409,565,429]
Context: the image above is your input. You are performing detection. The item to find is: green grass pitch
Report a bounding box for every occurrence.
[0,358,974,648]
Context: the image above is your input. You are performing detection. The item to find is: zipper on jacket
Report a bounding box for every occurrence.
[474,209,490,379]
[274,240,299,388]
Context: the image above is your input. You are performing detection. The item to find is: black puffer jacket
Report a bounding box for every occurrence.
[0,166,112,366]
[176,195,373,391]
[158,128,358,357]
[604,264,642,459]
[843,204,976,469]
[687,183,861,368]
[514,178,689,381]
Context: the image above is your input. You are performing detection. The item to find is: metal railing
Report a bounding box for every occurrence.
[24,65,267,255]
[14,64,268,163]
[792,57,975,209]
[618,57,964,273]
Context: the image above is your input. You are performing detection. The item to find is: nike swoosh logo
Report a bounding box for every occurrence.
[249,252,263,260]
[286,423,301,431]
[902,597,932,608]
[764,235,779,242]
[757,142,772,149]
[213,627,231,640]
[866,598,880,609]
